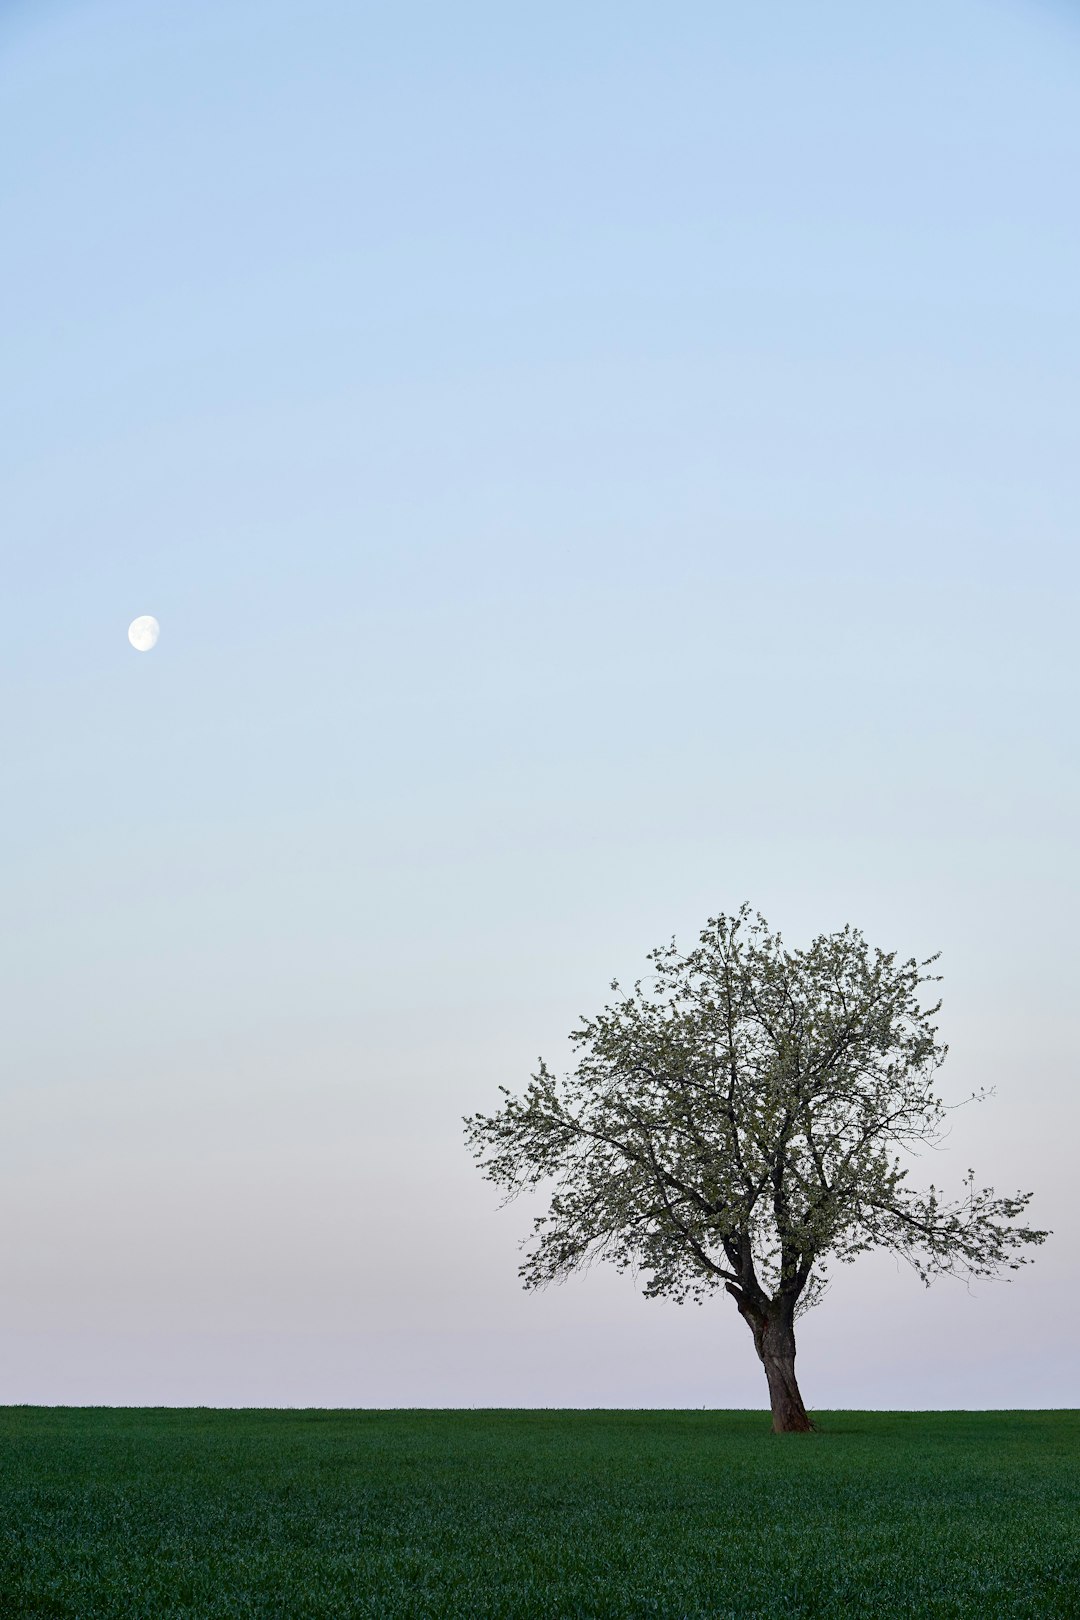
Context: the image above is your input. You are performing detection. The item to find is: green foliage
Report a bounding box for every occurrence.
[1,1407,1078,1618]
[464,907,1049,1319]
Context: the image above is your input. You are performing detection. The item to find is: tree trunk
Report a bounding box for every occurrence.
[731,1291,815,1433]
[761,1334,814,1434]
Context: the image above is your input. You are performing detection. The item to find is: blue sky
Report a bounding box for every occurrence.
[2,0,1077,1407]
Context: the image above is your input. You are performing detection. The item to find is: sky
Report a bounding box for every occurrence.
[2,0,1077,1410]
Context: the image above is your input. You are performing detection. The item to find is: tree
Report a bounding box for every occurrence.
[463,906,1050,1432]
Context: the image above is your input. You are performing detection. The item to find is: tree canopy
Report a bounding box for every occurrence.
[464,906,1049,1431]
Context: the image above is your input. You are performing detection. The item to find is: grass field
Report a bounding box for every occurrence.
[0,1408,1077,1618]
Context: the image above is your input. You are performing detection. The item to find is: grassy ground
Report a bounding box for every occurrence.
[0,1408,1076,1619]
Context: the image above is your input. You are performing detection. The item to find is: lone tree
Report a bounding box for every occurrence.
[464,907,1049,1432]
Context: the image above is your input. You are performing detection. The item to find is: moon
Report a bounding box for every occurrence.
[128,615,160,652]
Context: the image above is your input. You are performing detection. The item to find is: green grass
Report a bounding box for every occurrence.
[0,1409,1077,1618]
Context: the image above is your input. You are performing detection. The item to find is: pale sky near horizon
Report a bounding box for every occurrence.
[2,0,1078,1409]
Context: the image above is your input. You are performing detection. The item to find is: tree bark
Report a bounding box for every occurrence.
[730,1289,815,1433]
[761,1336,814,1434]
